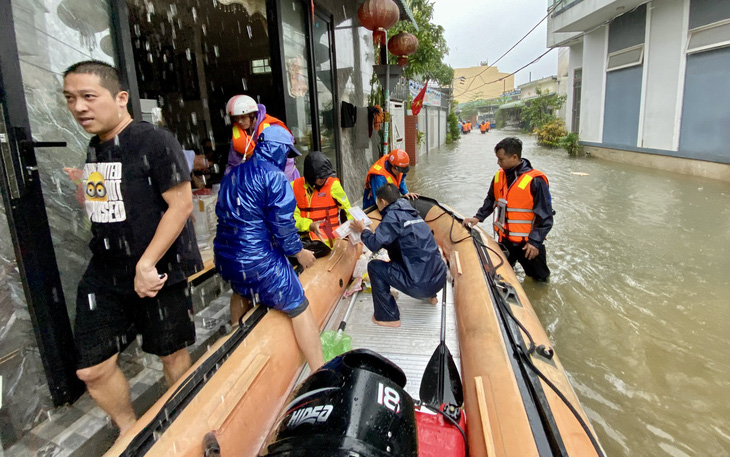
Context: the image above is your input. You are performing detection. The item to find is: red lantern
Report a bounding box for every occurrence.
[388,31,418,67]
[357,0,400,46]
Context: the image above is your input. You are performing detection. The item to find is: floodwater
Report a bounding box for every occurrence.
[407,131,730,457]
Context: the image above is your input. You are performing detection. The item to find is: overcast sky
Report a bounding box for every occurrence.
[432,0,558,86]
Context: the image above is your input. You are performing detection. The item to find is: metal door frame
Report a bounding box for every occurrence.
[0,0,83,406]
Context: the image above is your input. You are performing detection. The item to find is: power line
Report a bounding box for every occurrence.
[455,0,566,96]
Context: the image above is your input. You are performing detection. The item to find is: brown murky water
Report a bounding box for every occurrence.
[407,131,730,457]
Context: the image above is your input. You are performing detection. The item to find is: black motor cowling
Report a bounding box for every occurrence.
[260,349,418,457]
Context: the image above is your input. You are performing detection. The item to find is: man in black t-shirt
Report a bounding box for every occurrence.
[63,60,202,438]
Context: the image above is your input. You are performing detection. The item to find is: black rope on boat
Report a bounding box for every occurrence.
[520,352,606,457]
[473,235,606,457]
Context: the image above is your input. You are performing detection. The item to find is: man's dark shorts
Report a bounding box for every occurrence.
[74,264,195,369]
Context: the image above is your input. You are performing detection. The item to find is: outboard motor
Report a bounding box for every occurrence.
[260,349,418,457]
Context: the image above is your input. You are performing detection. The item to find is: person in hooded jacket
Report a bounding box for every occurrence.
[462,137,553,281]
[292,151,352,257]
[214,125,324,370]
[351,184,447,327]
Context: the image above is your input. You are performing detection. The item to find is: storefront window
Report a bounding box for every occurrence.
[10,0,116,322]
[280,0,314,160]
[127,0,273,162]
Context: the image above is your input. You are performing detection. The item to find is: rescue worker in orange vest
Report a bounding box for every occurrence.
[486,120,491,132]
[462,137,553,281]
[224,95,300,181]
[480,121,488,134]
[363,148,419,209]
[461,121,468,134]
[292,151,352,257]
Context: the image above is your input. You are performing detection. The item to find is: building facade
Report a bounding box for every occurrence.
[0,0,414,448]
[452,63,515,104]
[548,0,730,180]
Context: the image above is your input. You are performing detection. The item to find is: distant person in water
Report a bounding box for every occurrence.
[351,184,446,327]
[462,137,553,281]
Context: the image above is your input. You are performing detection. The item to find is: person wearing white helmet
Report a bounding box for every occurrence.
[225,95,300,182]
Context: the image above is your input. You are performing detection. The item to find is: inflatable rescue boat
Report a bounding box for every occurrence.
[105,197,604,457]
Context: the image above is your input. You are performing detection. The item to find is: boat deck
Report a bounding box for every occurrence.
[312,279,460,401]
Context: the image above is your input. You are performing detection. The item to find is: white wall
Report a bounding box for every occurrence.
[566,42,584,132]
[640,0,686,150]
[580,27,607,142]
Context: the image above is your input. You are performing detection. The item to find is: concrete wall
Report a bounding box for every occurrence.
[585,144,730,182]
[551,0,647,33]
[416,106,448,155]
[641,0,686,150]
[579,27,608,142]
[519,79,558,99]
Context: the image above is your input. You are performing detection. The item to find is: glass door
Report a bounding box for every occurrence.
[312,9,341,173]
[279,0,315,159]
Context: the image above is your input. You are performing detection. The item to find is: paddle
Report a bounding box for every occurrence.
[419,281,464,408]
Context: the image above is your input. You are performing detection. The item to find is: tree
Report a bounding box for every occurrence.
[388,0,454,86]
[520,88,566,132]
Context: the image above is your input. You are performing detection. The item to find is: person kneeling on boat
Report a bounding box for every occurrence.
[214,125,324,370]
[350,184,447,327]
[292,150,352,259]
[462,137,553,281]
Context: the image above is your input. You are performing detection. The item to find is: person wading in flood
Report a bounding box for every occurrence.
[463,137,553,281]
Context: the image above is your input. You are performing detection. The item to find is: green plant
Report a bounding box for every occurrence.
[520,88,567,132]
[447,109,460,140]
[445,132,453,144]
[388,0,453,85]
[536,119,568,147]
[559,132,583,156]
[495,109,507,129]
[416,129,426,148]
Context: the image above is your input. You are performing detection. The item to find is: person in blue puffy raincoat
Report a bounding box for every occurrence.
[351,184,447,327]
[214,125,324,370]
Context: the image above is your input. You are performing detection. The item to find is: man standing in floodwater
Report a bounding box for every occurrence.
[63,60,202,438]
[463,137,553,281]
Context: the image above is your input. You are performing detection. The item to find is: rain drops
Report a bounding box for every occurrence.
[88,293,97,310]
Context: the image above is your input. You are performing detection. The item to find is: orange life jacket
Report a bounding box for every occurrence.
[232,114,289,158]
[365,155,403,192]
[492,168,549,243]
[292,176,341,245]
[480,123,487,132]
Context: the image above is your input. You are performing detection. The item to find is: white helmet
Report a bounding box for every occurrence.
[226,95,258,116]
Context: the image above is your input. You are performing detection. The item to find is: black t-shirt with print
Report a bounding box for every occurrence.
[83,121,202,286]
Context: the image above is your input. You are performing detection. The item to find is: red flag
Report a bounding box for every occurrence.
[411,82,428,116]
